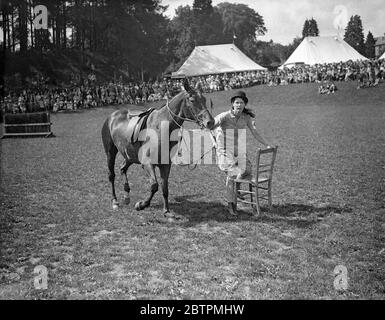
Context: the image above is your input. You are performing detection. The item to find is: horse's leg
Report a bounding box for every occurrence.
[158,164,171,215]
[135,164,158,211]
[106,148,118,209]
[159,165,183,219]
[102,119,119,209]
[120,159,132,205]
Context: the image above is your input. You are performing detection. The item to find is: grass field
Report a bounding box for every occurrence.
[1,82,384,299]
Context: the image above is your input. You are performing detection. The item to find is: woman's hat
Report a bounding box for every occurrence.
[230,90,248,105]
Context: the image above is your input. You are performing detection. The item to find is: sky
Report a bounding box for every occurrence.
[161,0,385,45]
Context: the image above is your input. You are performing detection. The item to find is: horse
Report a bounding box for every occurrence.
[101,80,215,217]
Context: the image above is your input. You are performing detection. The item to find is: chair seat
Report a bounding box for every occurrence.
[230,177,270,185]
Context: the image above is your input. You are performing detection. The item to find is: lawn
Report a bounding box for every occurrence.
[0,81,384,299]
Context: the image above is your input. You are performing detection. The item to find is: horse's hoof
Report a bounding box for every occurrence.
[112,200,119,210]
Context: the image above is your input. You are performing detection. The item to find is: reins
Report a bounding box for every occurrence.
[165,91,216,170]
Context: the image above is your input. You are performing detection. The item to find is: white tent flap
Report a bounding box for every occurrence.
[280,36,368,68]
[172,44,266,77]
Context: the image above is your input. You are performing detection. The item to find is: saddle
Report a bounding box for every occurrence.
[126,108,155,144]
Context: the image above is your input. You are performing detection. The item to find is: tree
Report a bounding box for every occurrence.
[252,40,285,67]
[192,0,224,46]
[169,0,224,68]
[1,2,9,52]
[0,0,263,82]
[193,0,213,13]
[216,2,266,52]
[344,15,365,55]
[18,0,28,53]
[309,18,319,36]
[302,18,319,38]
[133,2,172,78]
[302,20,310,38]
[285,36,303,58]
[169,5,196,63]
[365,31,375,59]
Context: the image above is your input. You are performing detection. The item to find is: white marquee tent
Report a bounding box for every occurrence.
[380,51,385,60]
[280,36,368,68]
[172,43,266,77]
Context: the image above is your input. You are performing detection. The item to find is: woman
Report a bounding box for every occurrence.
[212,91,271,206]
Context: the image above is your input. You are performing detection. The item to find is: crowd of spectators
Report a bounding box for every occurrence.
[267,59,385,88]
[188,58,385,91]
[1,58,384,115]
[0,80,182,114]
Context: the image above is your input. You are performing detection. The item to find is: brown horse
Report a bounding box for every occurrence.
[101,81,215,217]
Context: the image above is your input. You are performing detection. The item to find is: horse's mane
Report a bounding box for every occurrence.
[141,91,187,110]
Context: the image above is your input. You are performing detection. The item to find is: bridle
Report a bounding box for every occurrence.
[165,90,216,170]
[166,90,210,129]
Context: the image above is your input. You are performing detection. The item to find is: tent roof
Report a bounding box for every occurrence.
[380,51,385,60]
[280,36,368,68]
[172,44,266,77]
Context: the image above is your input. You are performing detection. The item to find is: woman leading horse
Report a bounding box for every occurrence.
[101,80,215,218]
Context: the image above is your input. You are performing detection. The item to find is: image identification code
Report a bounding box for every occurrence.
[140,304,245,317]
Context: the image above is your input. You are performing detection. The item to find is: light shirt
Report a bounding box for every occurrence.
[213,110,258,157]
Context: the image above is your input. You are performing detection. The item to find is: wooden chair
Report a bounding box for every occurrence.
[226,147,278,216]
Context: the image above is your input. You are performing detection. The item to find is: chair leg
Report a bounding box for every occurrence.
[252,185,261,217]
[227,202,237,216]
[267,181,272,211]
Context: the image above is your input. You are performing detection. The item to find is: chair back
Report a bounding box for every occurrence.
[255,147,278,183]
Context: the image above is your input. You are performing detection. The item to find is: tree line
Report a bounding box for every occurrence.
[0,0,378,83]
[301,15,376,59]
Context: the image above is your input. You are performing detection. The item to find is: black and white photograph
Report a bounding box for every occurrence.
[0,0,384,303]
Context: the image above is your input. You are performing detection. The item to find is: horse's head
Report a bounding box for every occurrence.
[180,79,215,130]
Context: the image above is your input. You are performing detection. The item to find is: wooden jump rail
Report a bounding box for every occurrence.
[1,112,53,138]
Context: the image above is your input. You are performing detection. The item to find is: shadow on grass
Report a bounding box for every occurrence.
[155,195,352,228]
[149,194,253,225]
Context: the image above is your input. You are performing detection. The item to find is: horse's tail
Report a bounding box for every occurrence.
[101,117,116,154]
